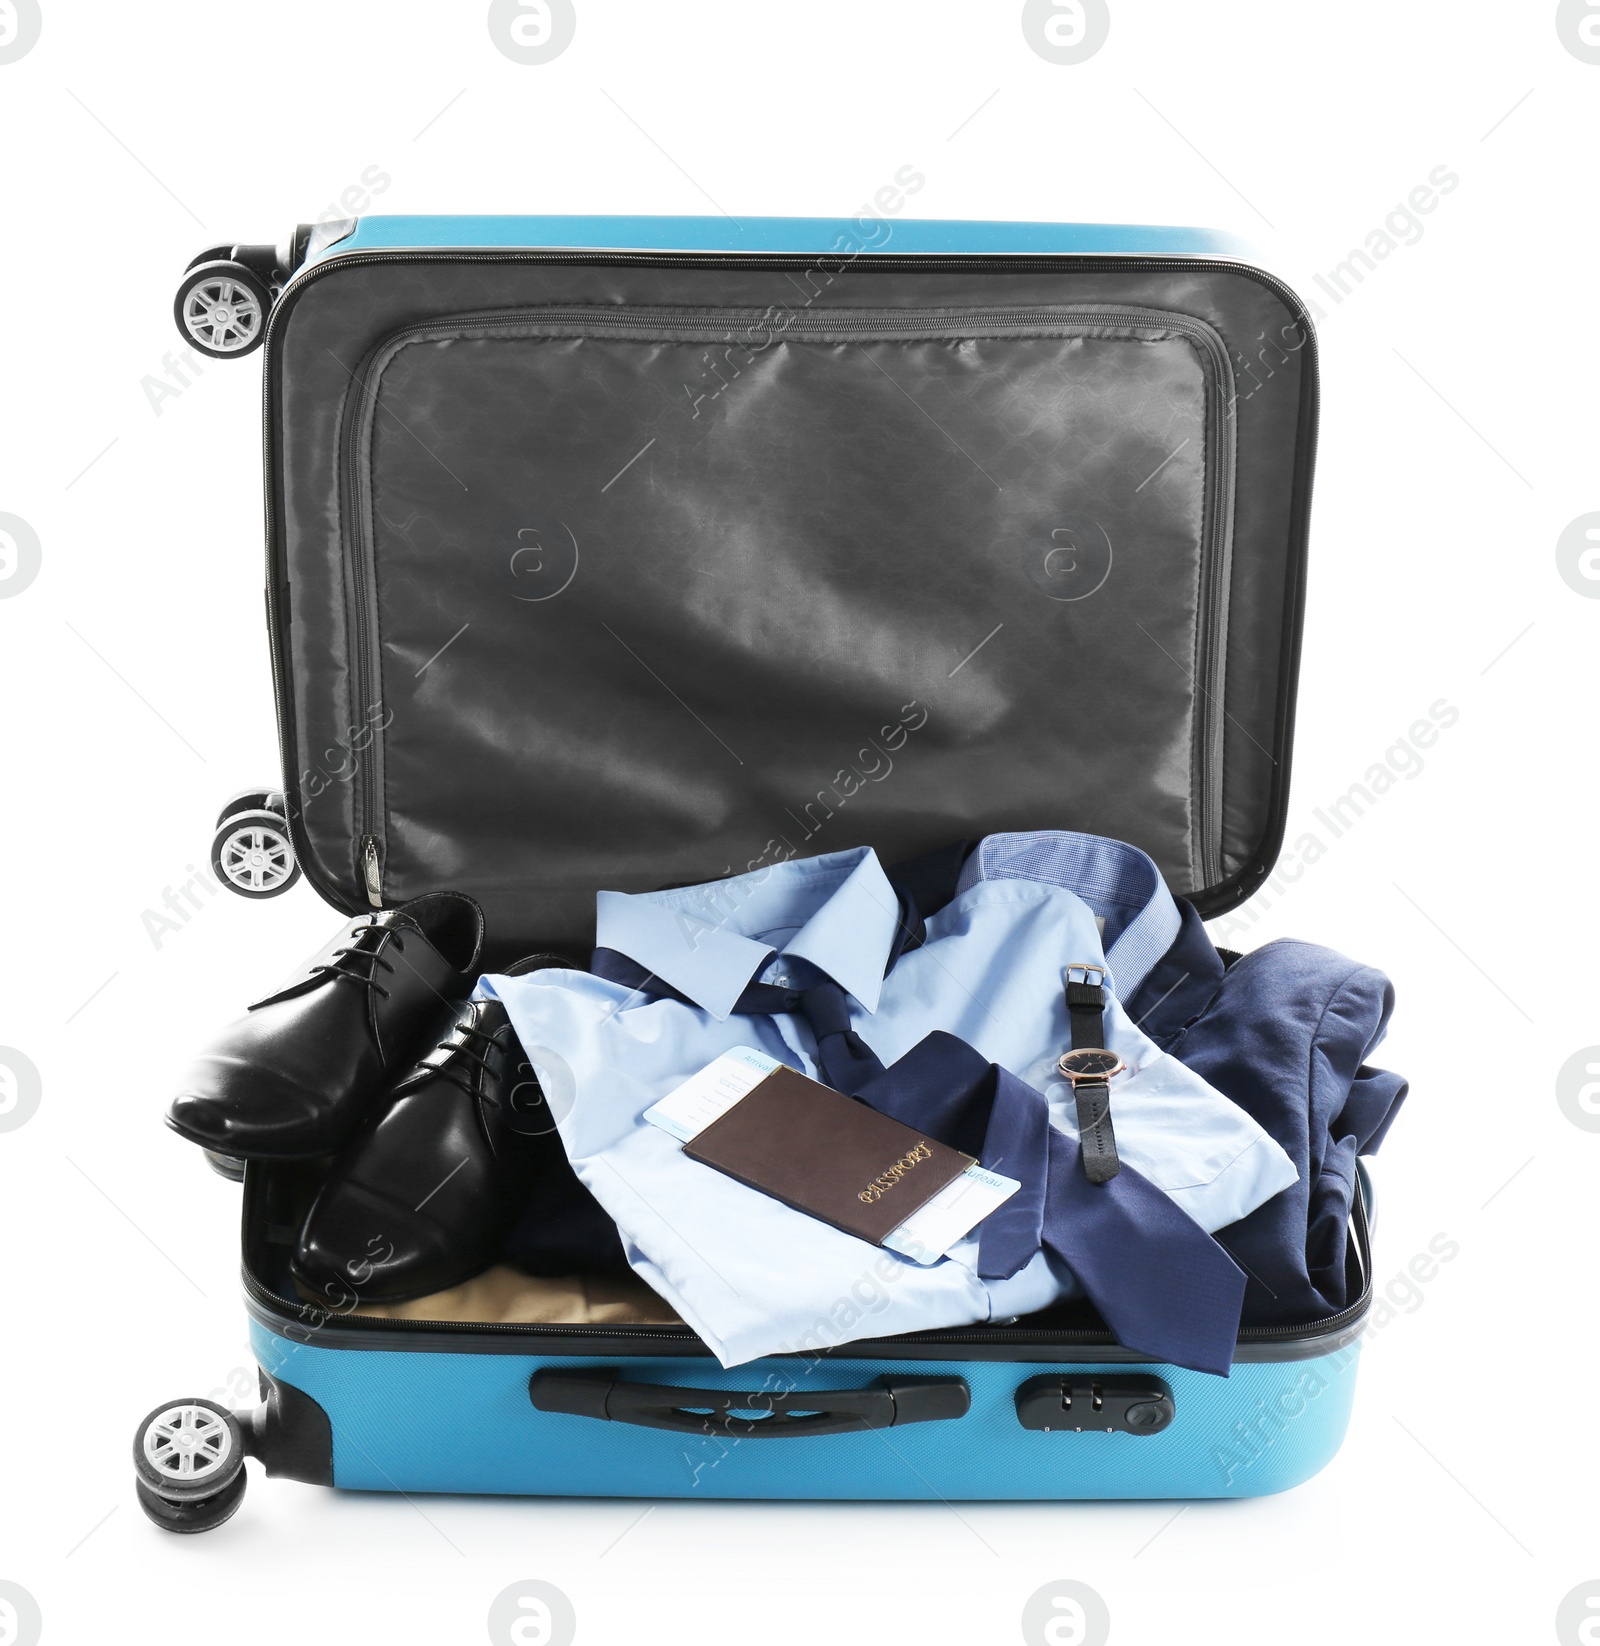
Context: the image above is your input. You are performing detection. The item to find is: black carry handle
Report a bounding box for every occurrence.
[530,1368,970,1438]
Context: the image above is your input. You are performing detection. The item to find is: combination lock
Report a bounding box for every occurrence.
[1014,1375,1175,1435]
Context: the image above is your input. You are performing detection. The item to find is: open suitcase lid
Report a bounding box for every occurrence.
[264,216,1317,954]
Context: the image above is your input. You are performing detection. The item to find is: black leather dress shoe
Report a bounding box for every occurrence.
[292,955,624,1305]
[167,891,485,1161]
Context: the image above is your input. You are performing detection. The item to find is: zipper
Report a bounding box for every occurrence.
[244,1260,1368,1355]
[328,294,1239,900]
[262,248,1317,914]
[243,1178,1370,1359]
[360,835,383,908]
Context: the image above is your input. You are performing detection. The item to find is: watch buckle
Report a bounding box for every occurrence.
[1065,963,1106,987]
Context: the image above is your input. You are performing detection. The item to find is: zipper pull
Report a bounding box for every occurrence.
[361,836,383,908]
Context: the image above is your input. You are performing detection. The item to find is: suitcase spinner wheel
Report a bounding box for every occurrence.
[210,789,300,900]
[131,1373,332,1533]
[132,1398,248,1534]
[174,261,271,357]
[173,242,288,359]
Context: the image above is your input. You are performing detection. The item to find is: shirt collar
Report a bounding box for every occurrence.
[594,847,902,1021]
[954,830,1182,999]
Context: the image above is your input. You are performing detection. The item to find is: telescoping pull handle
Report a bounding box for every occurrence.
[529,1369,970,1438]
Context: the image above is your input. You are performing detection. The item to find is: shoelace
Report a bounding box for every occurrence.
[310,922,406,999]
[430,1019,506,1098]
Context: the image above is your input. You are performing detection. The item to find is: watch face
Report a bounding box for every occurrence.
[1058,1048,1122,1079]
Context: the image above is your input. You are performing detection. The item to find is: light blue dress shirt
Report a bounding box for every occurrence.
[484,843,1295,1367]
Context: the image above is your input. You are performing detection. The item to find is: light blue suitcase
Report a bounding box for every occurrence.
[139,216,1362,1530]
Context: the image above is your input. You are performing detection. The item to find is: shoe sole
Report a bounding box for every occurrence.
[286,1256,497,1310]
[164,1113,338,1163]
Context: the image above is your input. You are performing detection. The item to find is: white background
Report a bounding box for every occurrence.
[1,2,1596,1642]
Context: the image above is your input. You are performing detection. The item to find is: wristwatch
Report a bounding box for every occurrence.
[1057,964,1123,1184]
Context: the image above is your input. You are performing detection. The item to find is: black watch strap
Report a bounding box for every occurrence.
[1065,975,1121,1185]
[1066,980,1106,1055]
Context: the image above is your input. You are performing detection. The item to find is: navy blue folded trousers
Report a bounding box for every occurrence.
[1127,903,1407,1326]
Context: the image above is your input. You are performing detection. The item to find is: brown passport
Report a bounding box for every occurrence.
[682,1064,975,1246]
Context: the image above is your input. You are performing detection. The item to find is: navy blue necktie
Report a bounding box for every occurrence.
[590,926,1246,1376]
[592,951,892,1094]
[857,1032,1246,1377]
